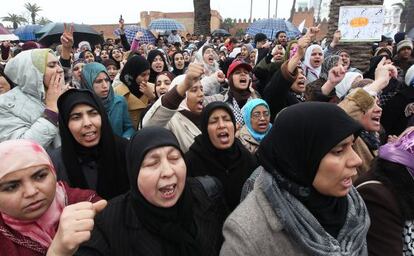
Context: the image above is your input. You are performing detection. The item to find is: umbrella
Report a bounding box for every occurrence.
[0,26,19,41]
[246,18,300,39]
[408,27,414,40]
[148,18,185,31]
[36,22,104,47]
[211,29,231,37]
[13,24,43,41]
[114,25,156,44]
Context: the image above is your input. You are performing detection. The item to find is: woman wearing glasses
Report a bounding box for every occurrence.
[237,99,272,154]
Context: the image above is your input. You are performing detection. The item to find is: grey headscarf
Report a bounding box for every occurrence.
[319,55,341,80]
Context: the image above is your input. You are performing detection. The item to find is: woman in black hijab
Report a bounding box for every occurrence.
[147,49,169,84]
[221,102,370,255]
[77,127,224,256]
[185,101,258,211]
[49,89,129,199]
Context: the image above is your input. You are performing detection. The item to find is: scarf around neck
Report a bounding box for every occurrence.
[261,169,369,256]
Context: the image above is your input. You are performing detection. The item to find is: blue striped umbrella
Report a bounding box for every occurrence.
[114,25,156,44]
[246,18,300,39]
[13,24,43,41]
[148,19,185,31]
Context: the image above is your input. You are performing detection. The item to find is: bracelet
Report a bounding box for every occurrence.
[43,109,59,126]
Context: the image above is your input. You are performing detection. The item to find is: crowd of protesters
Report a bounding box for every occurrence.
[0,15,413,255]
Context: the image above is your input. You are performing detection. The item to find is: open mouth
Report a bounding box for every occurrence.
[155,65,163,71]
[83,131,97,142]
[217,131,230,144]
[342,177,353,188]
[159,184,176,199]
[258,122,268,129]
[196,100,204,111]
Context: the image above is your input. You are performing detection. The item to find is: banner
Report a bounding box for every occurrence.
[338,5,385,42]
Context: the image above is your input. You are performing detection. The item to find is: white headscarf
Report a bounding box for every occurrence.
[302,45,323,79]
[335,72,363,98]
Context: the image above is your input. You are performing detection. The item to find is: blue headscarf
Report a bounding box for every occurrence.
[81,62,114,113]
[242,98,272,142]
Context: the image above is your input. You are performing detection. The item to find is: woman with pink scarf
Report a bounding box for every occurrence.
[0,139,106,255]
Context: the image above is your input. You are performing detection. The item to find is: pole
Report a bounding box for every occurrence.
[268,0,271,18]
[275,0,278,18]
[250,0,253,21]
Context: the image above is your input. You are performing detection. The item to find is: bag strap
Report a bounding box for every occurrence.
[355,180,382,189]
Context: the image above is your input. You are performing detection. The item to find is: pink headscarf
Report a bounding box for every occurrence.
[0,139,66,248]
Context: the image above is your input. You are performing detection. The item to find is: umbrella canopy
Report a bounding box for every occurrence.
[148,18,185,31]
[246,18,300,39]
[0,26,19,41]
[36,22,103,47]
[114,25,156,45]
[211,29,231,37]
[13,24,43,41]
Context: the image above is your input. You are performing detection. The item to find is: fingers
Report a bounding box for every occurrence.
[93,200,107,213]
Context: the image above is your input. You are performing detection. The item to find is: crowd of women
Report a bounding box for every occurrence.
[0,19,413,255]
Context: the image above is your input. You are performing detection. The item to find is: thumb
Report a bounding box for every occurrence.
[92,200,107,214]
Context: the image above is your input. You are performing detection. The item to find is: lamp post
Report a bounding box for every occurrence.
[268,0,271,18]
[275,0,278,18]
[250,0,253,21]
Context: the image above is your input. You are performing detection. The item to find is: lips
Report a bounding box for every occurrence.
[217,132,230,144]
[342,177,353,189]
[83,131,98,142]
[159,184,177,199]
[24,199,45,212]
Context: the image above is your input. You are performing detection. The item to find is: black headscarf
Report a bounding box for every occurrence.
[257,102,363,238]
[147,49,168,83]
[120,55,150,99]
[126,127,200,256]
[364,55,391,80]
[171,51,185,76]
[57,89,127,199]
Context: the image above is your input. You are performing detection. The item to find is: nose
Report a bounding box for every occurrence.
[348,148,362,168]
[160,159,175,178]
[82,116,93,127]
[217,118,225,128]
[23,181,39,198]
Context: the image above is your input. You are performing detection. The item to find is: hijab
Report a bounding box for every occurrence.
[126,127,200,256]
[81,62,115,113]
[57,89,123,199]
[0,139,66,248]
[4,48,54,101]
[194,44,219,76]
[241,98,272,142]
[171,51,185,76]
[319,55,341,80]
[335,72,363,98]
[303,44,323,79]
[147,49,168,84]
[120,55,150,99]
[257,102,362,237]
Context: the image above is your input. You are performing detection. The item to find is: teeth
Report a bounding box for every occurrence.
[84,132,95,136]
[159,185,175,196]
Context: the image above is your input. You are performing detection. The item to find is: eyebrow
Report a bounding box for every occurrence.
[0,169,46,187]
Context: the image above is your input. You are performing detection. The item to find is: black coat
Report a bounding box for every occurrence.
[49,136,129,199]
[76,178,226,256]
[185,138,258,211]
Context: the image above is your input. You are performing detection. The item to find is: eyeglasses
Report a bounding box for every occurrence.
[251,111,270,120]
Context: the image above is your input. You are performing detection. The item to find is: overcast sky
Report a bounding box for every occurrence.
[0,0,296,26]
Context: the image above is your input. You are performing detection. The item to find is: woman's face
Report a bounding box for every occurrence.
[312,135,362,197]
[360,99,382,132]
[291,68,306,93]
[93,72,111,98]
[135,69,150,84]
[231,67,250,90]
[138,146,186,208]
[68,104,102,147]
[151,55,164,73]
[249,51,256,64]
[203,48,216,65]
[250,105,270,133]
[0,75,11,94]
[207,108,235,150]
[174,53,185,70]
[100,50,109,60]
[106,65,118,81]
[155,74,172,98]
[240,46,249,58]
[339,51,350,70]
[273,47,285,62]
[84,51,95,63]
[44,53,64,89]
[0,165,56,220]
[183,52,190,62]
[186,82,204,113]
[111,49,123,62]
[310,48,323,68]
[72,63,84,81]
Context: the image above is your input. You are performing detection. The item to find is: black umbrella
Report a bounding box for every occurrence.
[36,22,103,47]
[211,29,231,37]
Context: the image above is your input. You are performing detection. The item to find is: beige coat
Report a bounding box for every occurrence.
[236,125,260,154]
[114,83,149,129]
[220,171,307,256]
[141,97,201,153]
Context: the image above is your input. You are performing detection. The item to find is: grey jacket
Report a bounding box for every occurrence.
[220,170,307,256]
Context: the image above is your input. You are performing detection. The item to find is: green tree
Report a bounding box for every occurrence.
[37,16,52,25]
[222,18,234,31]
[327,0,384,71]
[2,13,27,29]
[24,2,42,24]
[193,0,211,35]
